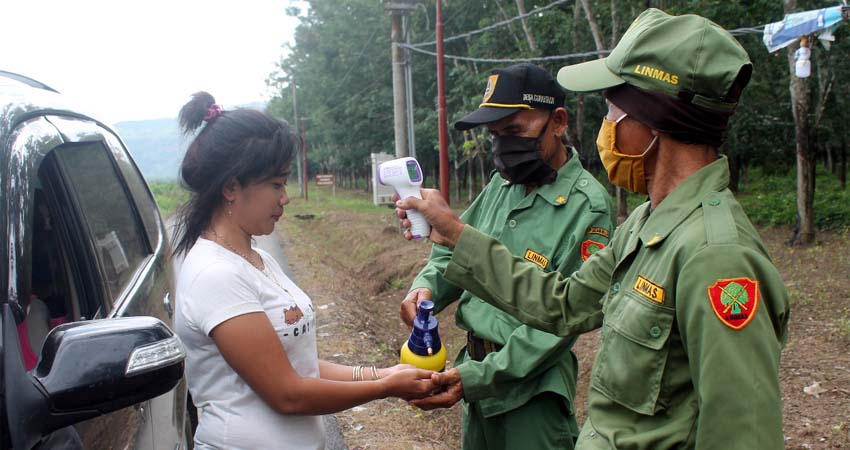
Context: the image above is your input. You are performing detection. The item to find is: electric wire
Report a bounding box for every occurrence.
[405,0,772,64]
[400,44,609,63]
[410,0,574,48]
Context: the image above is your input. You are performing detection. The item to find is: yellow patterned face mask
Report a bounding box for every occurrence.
[595,113,658,194]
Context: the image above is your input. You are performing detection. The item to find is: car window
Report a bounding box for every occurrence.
[52,141,151,301]
[104,133,161,250]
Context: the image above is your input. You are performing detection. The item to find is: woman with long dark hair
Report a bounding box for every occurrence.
[173,92,434,450]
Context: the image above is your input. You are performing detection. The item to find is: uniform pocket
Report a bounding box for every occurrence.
[592,293,674,415]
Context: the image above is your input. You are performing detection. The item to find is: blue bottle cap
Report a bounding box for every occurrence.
[407,300,442,357]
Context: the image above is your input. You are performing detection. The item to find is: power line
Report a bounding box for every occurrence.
[400,43,609,63]
[410,0,573,48]
[729,25,767,36]
[402,23,773,64]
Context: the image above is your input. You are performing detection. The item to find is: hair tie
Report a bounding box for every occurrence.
[203,104,224,122]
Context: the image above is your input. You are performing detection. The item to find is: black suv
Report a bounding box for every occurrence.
[0,71,189,450]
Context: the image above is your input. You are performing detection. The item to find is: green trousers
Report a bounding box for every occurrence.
[461,392,578,450]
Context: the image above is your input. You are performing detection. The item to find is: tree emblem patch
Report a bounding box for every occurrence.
[707,278,759,330]
[581,240,605,261]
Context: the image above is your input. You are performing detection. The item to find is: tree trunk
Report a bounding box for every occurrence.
[453,161,462,205]
[468,153,475,203]
[785,9,815,245]
[569,1,585,156]
[580,0,606,53]
[492,0,522,45]
[608,0,630,222]
[582,0,630,220]
[479,150,488,190]
[610,0,619,48]
[468,131,489,191]
[840,145,846,190]
[514,0,538,51]
[826,145,835,175]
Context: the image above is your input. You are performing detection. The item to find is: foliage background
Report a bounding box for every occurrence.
[260,0,850,232]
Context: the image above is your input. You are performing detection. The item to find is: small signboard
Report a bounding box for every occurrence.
[315,174,336,206]
[371,152,396,206]
[316,174,334,186]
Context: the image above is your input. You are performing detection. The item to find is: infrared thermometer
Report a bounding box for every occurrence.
[378,157,430,239]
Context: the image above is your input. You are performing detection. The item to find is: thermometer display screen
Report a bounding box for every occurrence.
[406,160,422,183]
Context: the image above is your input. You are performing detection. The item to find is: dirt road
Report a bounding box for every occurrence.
[277,203,850,450]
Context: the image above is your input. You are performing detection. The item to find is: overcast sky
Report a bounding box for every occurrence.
[1,0,303,123]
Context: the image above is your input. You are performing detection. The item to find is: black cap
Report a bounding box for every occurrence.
[454,63,566,131]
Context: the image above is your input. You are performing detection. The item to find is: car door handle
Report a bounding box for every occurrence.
[163,293,174,317]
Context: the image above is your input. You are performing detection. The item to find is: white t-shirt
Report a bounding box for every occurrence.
[175,238,324,450]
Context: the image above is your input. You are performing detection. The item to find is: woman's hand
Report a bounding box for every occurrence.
[380,368,436,400]
[377,363,416,379]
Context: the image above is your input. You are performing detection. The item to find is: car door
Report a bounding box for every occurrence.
[5,114,158,450]
[42,115,189,450]
[5,112,190,450]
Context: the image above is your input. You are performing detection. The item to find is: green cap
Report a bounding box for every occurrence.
[557,8,752,113]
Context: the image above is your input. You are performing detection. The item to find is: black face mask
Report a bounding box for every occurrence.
[491,117,557,185]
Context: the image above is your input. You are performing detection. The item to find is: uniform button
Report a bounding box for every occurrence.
[611,282,620,294]
[588,431,597,438]
[579,179,588,187]
[508,219,517,228]
[650,326,662,338]
[709,198,720,206]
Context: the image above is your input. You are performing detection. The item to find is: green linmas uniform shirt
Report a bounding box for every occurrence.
[410,148,615,417]
[443,156,790,450]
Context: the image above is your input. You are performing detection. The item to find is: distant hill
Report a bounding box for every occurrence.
[116,101,266,181]
[116,118,185,181]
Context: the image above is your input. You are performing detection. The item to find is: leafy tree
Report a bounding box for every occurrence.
[268,0,850,234]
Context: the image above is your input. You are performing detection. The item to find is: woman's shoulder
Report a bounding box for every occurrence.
[180,240,249,285]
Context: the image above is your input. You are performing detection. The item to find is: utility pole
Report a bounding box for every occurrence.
[291,77,303,198]
[384,1,416,158]
[300,117,309,201]
[403,14,417,159]
[436,0,449,204]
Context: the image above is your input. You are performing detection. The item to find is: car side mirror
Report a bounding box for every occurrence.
[3,304,185,450]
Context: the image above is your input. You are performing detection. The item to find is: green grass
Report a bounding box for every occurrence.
[282,183,393,217]
[149,181,190,218]
[737,166,850,229]
[152,167,849,230]
[598,165,849,230]
[149,180,396,220]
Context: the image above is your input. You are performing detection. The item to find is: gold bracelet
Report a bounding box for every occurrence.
[370,366,379,380]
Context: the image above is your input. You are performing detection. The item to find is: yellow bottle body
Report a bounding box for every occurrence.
[400,341,446,372]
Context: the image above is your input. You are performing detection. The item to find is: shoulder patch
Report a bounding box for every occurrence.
[581,240,605,261]
[633,275,665,303]
[524,249,549,269]
[707,278,759,330]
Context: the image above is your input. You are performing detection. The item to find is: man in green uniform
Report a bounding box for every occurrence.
[401,63,614,449]
[403,10,790,450]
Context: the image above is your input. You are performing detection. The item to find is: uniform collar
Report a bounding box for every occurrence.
[638,155,730,247]
[502,147,582,207]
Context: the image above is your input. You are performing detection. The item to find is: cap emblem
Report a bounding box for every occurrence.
[482,74,499,103]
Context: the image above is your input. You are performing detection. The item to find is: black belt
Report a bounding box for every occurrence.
[466,331,503,362]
